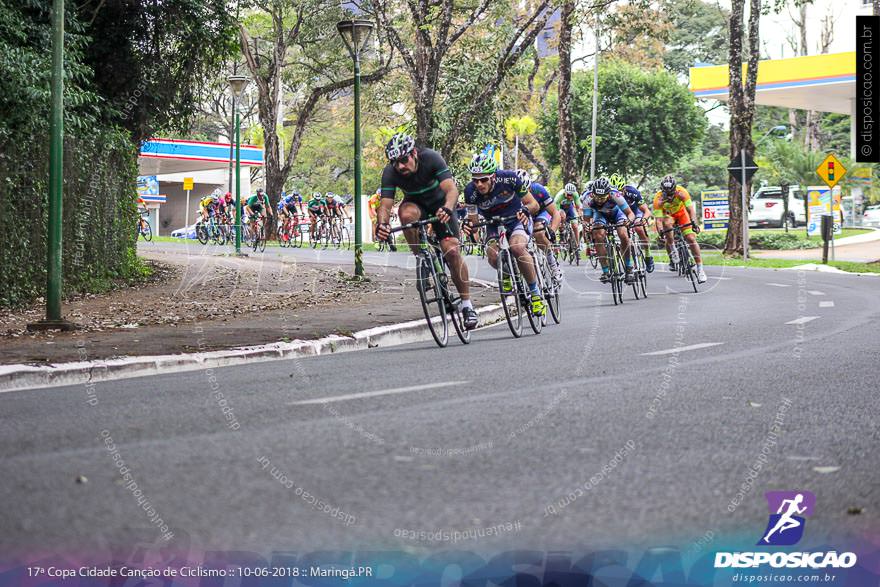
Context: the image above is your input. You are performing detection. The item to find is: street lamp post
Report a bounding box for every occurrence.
[227,74,250,256]
[336,19,374,278]
[29,0,76,331]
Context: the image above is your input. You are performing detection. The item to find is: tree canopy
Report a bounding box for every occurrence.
[539,59,707,184]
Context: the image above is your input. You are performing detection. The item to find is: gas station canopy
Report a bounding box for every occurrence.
[138,138,264,175]
[689,52,855,115]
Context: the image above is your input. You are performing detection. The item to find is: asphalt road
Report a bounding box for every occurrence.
[2,243,878,561]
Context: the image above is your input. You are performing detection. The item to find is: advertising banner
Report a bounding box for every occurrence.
[701,190,729,230]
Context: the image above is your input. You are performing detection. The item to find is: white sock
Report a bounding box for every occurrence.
[461,299,473,310]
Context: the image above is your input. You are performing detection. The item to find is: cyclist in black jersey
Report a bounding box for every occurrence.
[375,133,478,330]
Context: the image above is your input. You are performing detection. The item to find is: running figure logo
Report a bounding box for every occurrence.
[759,491,816,546]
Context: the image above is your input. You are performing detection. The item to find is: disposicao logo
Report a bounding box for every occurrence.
[714,491,858,570]
[759,490,815,546]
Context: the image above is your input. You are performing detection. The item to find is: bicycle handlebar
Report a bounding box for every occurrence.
[466,213,524,229]
[389,216,441,233]
[658,221,696,236]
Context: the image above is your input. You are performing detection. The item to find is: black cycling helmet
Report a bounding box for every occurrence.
[660,175,676,196]
[592,177,611,196]
[385,133,416,161]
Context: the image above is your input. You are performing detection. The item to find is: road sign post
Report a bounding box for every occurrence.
[183,177,194,235]
[815,154,847,264]
[727,151,759,259]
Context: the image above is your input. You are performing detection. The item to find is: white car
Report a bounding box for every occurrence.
[864,204,880,227]
[749,186,806,229]
[171,224,198,239]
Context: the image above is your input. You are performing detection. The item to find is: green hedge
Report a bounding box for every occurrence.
[695,231,816,251]
[0,131,142,308]
[0,0,141,308]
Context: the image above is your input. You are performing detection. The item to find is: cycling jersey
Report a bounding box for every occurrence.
[529,183,554,226]
[553,190,582,209]
[620,185,645,218]
[307,197,326,215]
[380,148,453,210]
[464,169,530,241]
[554,190,581,221]
[368,193,381,212]
[277,195,299,213]
[652,186,692,217]
[381,148,459,240]
[246,194,269,212]
[653,186,694,234]
[584,190,630,226]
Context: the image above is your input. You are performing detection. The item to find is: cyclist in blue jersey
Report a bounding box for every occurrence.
[519,171,562,283]
[609,174,655,273]
[583,177,636,284]
[276,192,302,236]
[462,153,544,316]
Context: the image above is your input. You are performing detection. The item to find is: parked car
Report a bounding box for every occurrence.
[171,224,198,239]
[749,186,806,229]
[864,204,880,227]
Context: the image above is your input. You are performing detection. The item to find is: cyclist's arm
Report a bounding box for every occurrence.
[545,202,562,231]
[439,178,459,215]
[520,193,539,216]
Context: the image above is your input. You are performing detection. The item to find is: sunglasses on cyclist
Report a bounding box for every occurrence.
[472,176,493,185]
[393,153,411,167]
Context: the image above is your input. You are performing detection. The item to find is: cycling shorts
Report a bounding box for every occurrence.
[592,208,626,227]
[486,216,532,243]
[666,208,694,236]
[400,197,461,241]
[534,210,553,226]
[562,203,577,221]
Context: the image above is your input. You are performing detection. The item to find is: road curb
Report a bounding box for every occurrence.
[0,305,506,393]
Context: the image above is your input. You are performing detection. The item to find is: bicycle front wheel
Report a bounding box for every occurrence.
[141,221,152,242]
[196,224,208,245]
[417,255,449,348]
[498,249,523,338]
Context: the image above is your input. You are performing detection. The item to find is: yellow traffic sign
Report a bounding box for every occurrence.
[815,154,846,189]
[183,177,194,191]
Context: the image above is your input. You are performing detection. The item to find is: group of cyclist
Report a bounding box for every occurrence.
[195,187,352,244]
[374,132,708,331]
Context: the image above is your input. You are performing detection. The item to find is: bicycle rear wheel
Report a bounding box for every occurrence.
[540,252,561,324]
[417,255,449,347]
[498,250,523,338]
[610,242,624,305]
[630,243,642,300]
[634,245,647,298]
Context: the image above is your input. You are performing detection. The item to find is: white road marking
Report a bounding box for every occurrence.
[785,316,820,325]
[813,466,841,474]
[766,283,792,287]
[710,276,733,280]
[807,290,826,296]
[641,342,724,356]
[291,381,469,405]
[819,301,835,308]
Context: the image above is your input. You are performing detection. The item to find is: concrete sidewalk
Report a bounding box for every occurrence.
[753,228,880,263]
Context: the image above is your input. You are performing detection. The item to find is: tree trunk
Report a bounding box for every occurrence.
[725,0,761,256]
[518,140,551,185]
[557,0,577,184]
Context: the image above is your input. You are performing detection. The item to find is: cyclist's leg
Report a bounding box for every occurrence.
[397,200,424,255]
[484,226,501,269]
[592,220,610,273]
[509,225,538,287]
[434,217,470,302]
[658,216,675,260]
